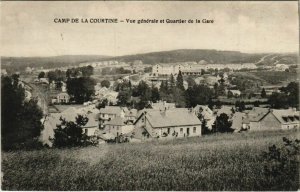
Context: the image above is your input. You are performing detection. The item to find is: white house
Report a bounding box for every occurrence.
[104,116,134,138]
[228,90,241,97]
[41,107,99,146]
[275,64,289,71]
[99,106,127,127]
[193,105,215,129]
[54,93,70,104]
[133,108,202,140]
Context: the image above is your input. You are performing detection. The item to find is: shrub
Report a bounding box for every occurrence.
[262,137,299,189]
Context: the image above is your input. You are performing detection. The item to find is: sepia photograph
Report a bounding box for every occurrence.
[1,1,299,191]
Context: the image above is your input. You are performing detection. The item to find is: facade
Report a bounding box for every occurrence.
[228,90,241,97]
[134,108,202,140]
[104,116,134,137]
[55,93,70,104]
[99,106,127,126]
[125,109,138,122]
[94,87,118,104]
[244,108,299,131]
[244,107,270,130]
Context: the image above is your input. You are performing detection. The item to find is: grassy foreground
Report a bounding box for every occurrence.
[2,130,299,190]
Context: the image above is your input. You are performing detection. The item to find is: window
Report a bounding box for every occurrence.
[85,129,88,134]
[180,128,183,134]
[193,127,196,133]
[102,114,105,117]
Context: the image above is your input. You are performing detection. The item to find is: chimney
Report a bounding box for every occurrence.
[160,108,167,116]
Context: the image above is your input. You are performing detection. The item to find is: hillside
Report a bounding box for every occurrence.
[113,49,267,64]
[255,53,299,66]
[1,55,111,71]
[1,50,298,73]
[2,130,298,191]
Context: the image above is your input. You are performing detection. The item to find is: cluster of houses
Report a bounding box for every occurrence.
[41,99,299,146]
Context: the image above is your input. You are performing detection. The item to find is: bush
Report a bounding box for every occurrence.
[262,137,299,190]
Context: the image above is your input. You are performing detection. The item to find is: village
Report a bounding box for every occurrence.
[4,57,298,147]
[1,1,299,190]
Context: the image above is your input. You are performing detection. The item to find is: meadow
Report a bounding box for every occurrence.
[250,71,298,85]
[2,129,299,191]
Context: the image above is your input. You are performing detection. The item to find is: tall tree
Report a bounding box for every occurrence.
[212,113,233,133]
[38,71,45,79]
[101,80,111,88]
[170,74,175,89]
[151,86,160,102]
[185,84,213,107]
[176,70,184,90]
[2,75,43,150]
[261,88,267,98]
[66,77,96,104]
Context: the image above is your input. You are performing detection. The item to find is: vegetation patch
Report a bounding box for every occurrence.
[2,130,298,191]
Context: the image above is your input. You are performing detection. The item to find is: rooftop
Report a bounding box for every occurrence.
[140,108,201,128]
[99,106,127,115]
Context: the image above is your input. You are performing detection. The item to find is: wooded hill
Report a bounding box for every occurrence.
[2,49,298,72]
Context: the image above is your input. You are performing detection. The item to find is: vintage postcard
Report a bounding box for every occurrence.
[1,1,299,191]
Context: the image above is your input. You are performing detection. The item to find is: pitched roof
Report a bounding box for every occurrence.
[57,92,70,97]
[125,109,137,117]
[246,107,270,122]
[217,106,233,116]
[105,116,126,126]
[150,101,176,110]
[141,108,201,128]
[99,106,127,114]
[194,105,214,120]
[271,109,300,124]
[99,133,115,140]
[229,90,241,95]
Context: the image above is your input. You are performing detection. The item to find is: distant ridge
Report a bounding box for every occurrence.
[111,49,297,65]
[1,49,298,72]
[1,55,111,71]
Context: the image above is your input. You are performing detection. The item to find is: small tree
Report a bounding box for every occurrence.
[228,90,233,98]
[101,80,111,88]
[170,74,175,89]
[176,70,184,90]
[235,100,245,112]
[212,113,233,133]
[52,115,89,148]
[261,88,267,98]
[96,98,108,109]
[38,72,45,79]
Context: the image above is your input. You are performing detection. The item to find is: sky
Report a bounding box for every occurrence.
[1,1,299,57]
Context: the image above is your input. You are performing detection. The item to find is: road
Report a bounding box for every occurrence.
[21,79,49,115]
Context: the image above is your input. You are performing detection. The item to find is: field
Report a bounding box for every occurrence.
[2,130,299,190]
[250,71,298,85]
